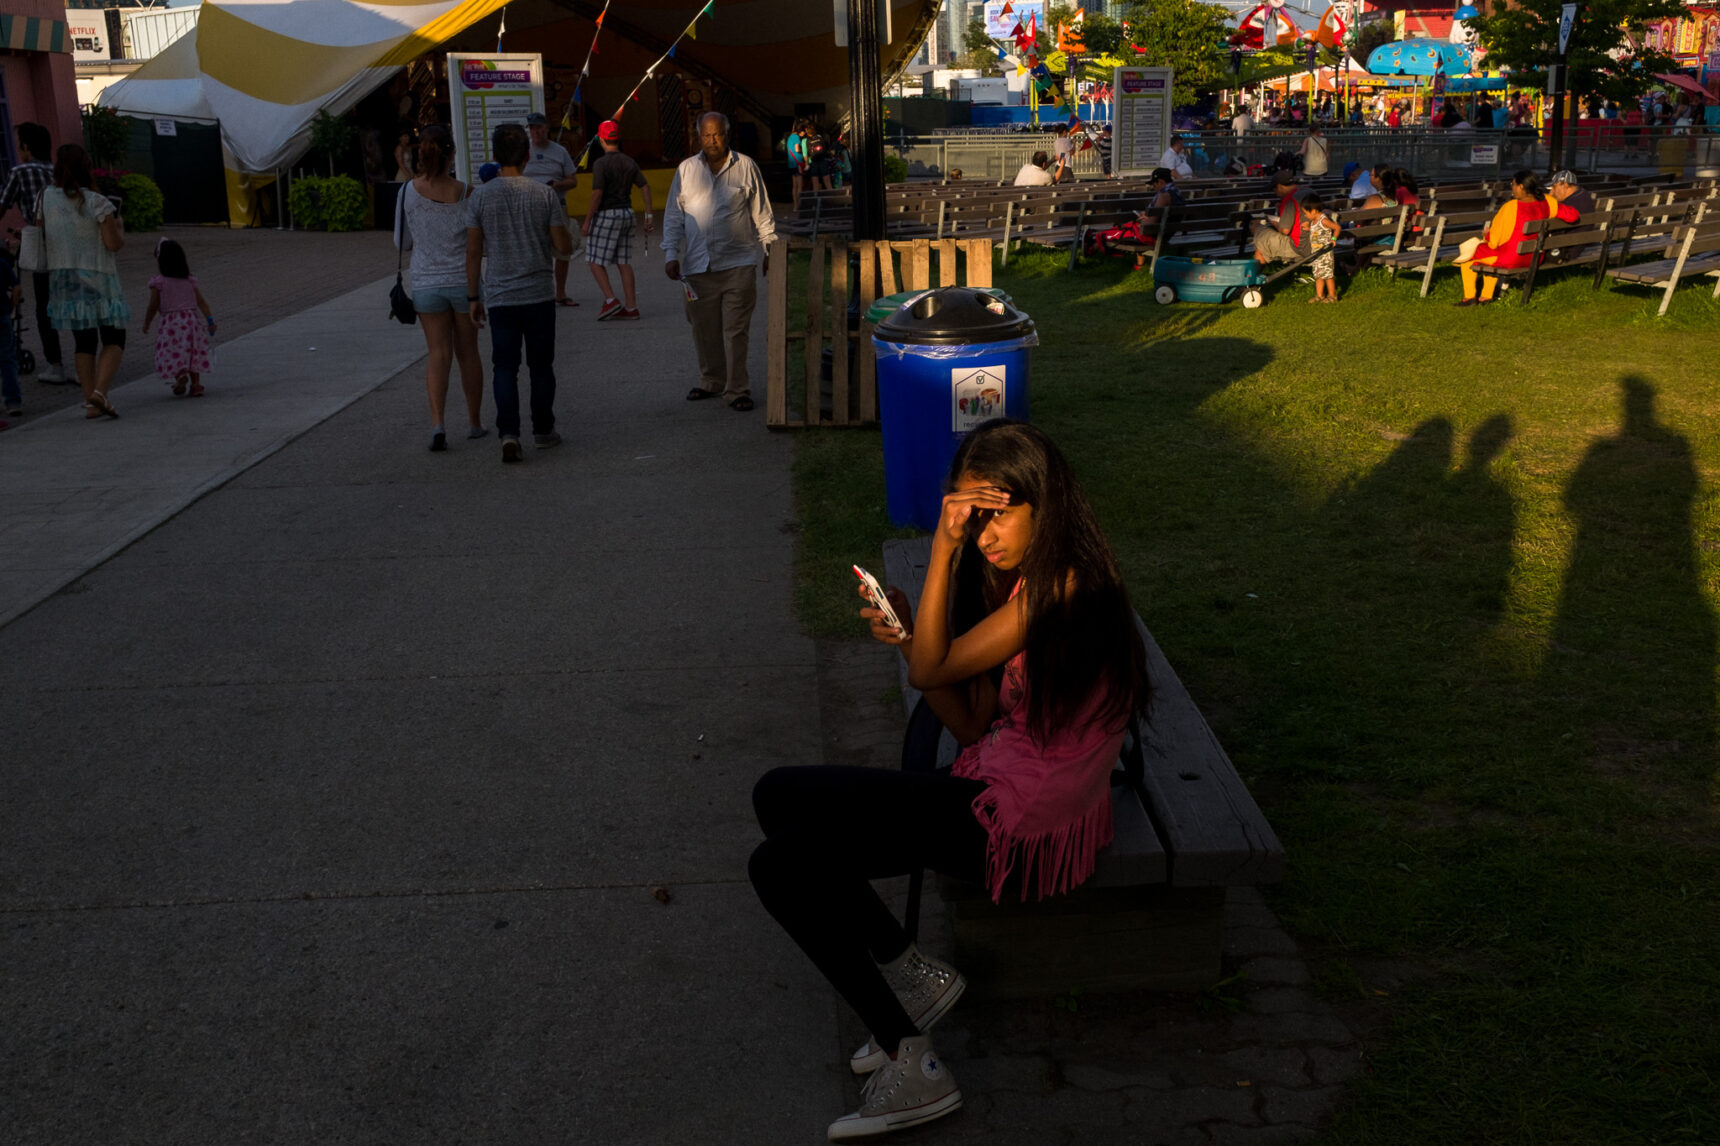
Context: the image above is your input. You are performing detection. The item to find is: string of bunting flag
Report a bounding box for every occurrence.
[556,0,611,132]
[611,0,714,124]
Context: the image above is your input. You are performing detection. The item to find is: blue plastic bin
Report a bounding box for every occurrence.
[872,288,1037,531]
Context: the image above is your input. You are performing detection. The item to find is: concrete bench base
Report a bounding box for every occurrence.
[939,878,1226,998]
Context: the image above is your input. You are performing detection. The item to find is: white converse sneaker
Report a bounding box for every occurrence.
[827,1035,961,1141]
[849,944,965,1074]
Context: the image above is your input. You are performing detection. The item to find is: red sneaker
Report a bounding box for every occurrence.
[615,307,640,320]
[596,298,623,321]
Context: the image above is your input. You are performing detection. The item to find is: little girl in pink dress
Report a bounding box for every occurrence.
[141,239,215,397]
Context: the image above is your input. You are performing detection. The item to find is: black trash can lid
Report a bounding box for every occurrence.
[872,287,1035,346]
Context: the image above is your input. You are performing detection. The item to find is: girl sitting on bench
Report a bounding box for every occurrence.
[749,419,1151,1140]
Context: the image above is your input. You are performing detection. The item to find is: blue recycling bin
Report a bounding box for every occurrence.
[872,288,1037,531]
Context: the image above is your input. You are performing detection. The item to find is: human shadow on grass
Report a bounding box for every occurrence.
[1282,415,1518,783]
[1542,375,1717,791]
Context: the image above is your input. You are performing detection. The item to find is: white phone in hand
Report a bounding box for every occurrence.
[852,565,905,637]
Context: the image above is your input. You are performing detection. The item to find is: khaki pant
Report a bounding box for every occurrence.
[683,264,758,403]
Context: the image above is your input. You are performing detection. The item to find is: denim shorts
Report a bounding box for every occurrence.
[413,284,469,314]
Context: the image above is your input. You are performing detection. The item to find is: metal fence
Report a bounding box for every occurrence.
[891,124,1720,184]
[890,130,1106,182]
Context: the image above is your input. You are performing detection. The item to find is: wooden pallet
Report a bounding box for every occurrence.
[765,237,995,429]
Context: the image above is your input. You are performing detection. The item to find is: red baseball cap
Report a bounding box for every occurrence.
[598,120,620,141]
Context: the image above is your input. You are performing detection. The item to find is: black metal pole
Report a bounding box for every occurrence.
[847,0,886,241]
[1548,57,1565,177]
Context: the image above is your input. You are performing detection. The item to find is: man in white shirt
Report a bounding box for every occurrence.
[662,112,776,412]
[1013,152,1054,186]
[523,112,581,306]
[1158,136,1194,179]
[1232,107,1254,136]
[1051,125,1075,182]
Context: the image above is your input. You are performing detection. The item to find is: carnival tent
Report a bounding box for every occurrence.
[99,0,512,174]
[1366,38,1474,76]
[101,0,942,180]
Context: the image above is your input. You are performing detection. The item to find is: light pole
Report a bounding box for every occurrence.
[847,0,886,241]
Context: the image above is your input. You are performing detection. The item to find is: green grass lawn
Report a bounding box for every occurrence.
[791,248,1720,1143]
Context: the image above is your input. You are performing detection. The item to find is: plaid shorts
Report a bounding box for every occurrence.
[585,207,635,266]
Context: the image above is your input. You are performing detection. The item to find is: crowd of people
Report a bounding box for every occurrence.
[392,110,771,459]
[0,109,770,447]
[787,118,853,207]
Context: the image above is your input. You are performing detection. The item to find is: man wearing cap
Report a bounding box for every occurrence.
[523,112,581,306]
[1342,161,1364,199]
[583,120,653,321]
[1544,170,1597,264]
[1250,169,1312,267]
[662,111,776,412]
[1132,167,1185,240]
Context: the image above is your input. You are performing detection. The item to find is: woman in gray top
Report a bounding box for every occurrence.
[394,125,486,452]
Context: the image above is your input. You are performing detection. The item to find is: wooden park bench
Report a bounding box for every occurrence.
[1471,207,1627,304]
[882,536,1285,998]
[1376,205,1497,297]
[1607,212,1720,315]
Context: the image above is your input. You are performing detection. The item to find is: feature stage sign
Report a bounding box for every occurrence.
[447,54,545,188]
[984,0,1044,39]
[1113,66,1173,177]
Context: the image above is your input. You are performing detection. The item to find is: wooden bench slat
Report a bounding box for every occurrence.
[1133,617,1286,887]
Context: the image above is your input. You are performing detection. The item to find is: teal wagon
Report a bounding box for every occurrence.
[1151,255,1271,308]
[1152,243,1324,308]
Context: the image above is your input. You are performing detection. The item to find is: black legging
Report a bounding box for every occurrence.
[70,325,126,355]
[31,271,61,367]
[749,765,988,1053]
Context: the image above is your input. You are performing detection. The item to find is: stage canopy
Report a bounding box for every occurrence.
[100,0,942,176]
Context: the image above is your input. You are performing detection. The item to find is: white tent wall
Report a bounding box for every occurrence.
[98,0,509,175]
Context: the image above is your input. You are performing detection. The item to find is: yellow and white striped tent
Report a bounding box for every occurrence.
[98,0,507,198]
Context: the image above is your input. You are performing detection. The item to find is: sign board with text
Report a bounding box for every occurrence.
[446,54,545,188]
[65,7,106,61]
[1112,66,1174,177]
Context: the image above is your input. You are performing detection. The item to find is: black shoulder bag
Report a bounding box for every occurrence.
[388,183,417,325]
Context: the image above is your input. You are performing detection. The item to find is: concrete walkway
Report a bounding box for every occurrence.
[0,274,427,627]
[0,244,843,1142]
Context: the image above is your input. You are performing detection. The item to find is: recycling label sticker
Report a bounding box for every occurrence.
[952,365,1006,432]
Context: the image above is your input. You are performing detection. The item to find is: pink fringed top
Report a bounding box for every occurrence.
[951,645,1124,904]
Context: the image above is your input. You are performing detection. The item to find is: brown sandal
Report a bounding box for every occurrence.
[89,392,119,419]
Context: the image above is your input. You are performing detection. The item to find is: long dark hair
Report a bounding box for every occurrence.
[417,125,453,178]
[155,238,190,279]
[53,143,93,209]
[1513,168,1547,199]
[947,420,1151,741]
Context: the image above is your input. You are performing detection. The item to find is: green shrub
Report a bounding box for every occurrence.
[882,154,909,183]
[288,175,327,229]
[320,174,367,231]
[287,174,368,231]
[115,172,164,232]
